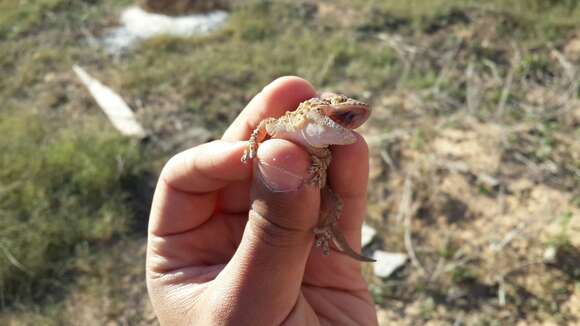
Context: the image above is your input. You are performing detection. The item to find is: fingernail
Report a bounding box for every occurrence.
[257,159,305,192]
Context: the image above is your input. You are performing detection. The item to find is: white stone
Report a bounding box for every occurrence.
[99,6,229,54]
[543,246,557,264]
[361,223,376,247]
[372,251,407,278]
[122,6,228,39]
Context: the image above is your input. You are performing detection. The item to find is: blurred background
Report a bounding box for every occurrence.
[1,0,579,324]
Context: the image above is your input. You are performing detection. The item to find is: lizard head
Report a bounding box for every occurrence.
[319,93,370,129]
[297,93,370,148]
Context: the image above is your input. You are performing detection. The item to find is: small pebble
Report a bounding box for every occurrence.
[361,223,377,247]
[543,246,557,264]
[372,251,407,278]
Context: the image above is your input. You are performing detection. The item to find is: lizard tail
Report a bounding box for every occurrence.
[331,226,376,263]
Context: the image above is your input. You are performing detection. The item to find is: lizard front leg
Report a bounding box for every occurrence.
[241,118,276,163]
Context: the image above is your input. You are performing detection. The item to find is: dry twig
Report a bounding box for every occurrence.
[496,48,520,118]
[496,260,545,306]
[397,177,427,276]
[0,241,30,275]
[465,59,481,113]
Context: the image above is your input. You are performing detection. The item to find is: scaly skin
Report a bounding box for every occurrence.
[241,93,375,262]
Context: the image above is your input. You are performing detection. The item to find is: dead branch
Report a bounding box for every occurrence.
[431,41,462,95]
[397,177,427,276]
[0,241,30,275]
[496,48,520,118]
[496,260,545,306]
[379,149,397,173]
[490,222,527,252]
[465,59,481,114]
[73,65,147,138]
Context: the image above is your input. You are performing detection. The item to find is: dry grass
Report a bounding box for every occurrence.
[361,8,580,322]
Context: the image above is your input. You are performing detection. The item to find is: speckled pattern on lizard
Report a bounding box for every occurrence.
[241,93,375,262]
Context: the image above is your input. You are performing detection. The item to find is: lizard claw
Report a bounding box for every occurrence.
[241,149,256,163]
[314,225,375,262]
[314,226,332,256]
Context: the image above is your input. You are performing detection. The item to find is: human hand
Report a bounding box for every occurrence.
[146,77,378,325]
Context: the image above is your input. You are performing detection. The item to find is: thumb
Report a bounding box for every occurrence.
[212,139,320,324]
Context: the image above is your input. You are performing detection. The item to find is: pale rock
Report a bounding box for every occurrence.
[122,6,227,39]
[361,223,376,247]
[543,246,557,264]
[100,6,228,54]
[372,251,407,278]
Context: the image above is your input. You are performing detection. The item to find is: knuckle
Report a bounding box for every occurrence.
[248,209,310,250]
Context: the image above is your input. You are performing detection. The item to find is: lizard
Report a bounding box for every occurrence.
[241,93,375,262]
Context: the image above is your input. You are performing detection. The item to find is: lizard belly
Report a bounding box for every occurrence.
[272,121,357,149]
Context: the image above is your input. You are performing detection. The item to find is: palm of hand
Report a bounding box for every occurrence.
[146,77,377,325]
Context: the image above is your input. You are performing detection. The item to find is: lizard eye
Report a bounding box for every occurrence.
[330,95,348,104]
[320,92,347,104]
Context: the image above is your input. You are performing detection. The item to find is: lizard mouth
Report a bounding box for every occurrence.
[321,104,370,129]
[300,119,357,147]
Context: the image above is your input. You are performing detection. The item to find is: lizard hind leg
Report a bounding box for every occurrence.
[315,186,376,262]
[313,186,342,257]
[315,222,376,262]
[241,118,276,163]
[314,227,332,256]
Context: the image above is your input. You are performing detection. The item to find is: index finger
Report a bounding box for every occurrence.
[149,140,250,236]
[304,134,371,284]
[222,76,317,141]
[160,140,250,193]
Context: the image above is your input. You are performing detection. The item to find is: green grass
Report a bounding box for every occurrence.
[353,0,580,35]
[0,111,146,307]
[106,1,399,133]
[0,0,134,39]
[0,0,67,39]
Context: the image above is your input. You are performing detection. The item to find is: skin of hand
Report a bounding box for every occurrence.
[146,76,379,325]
